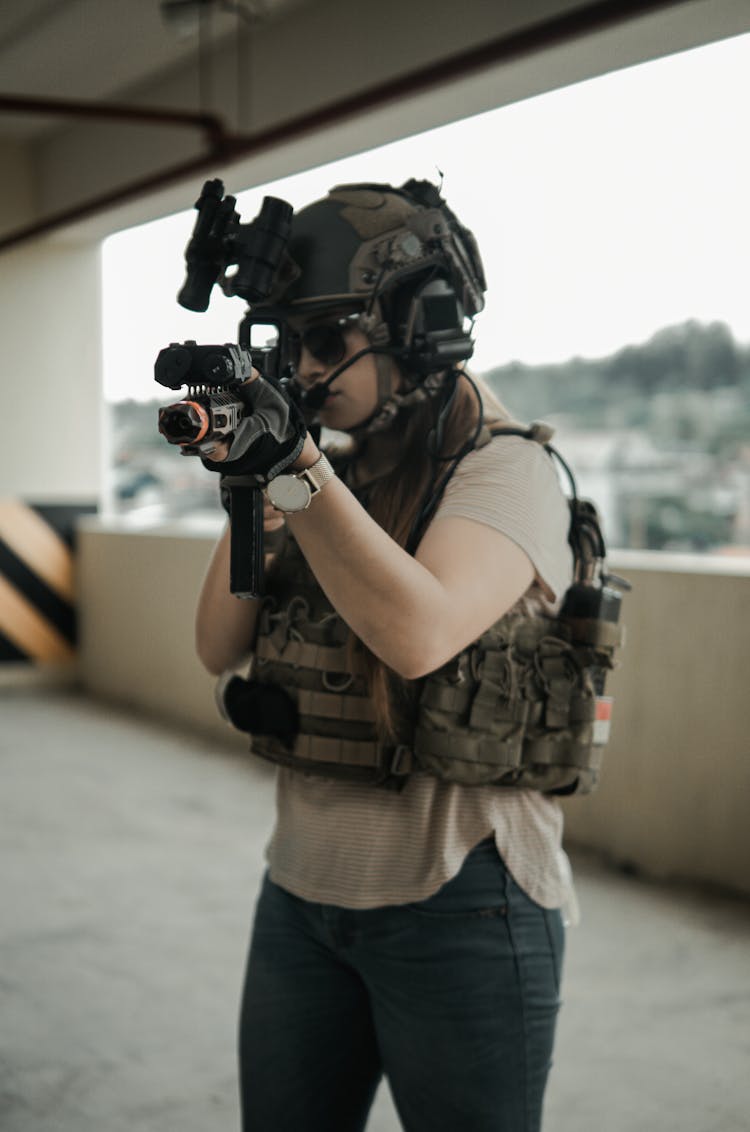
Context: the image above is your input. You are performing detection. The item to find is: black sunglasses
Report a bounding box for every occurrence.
[289,316,358,368]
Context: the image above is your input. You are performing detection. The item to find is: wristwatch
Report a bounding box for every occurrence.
[265,452,335,513]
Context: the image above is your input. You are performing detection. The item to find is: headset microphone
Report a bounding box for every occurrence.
[296,345,402,412]
[301,382,331,410]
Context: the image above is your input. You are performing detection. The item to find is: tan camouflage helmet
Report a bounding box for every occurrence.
[267,180,486,329]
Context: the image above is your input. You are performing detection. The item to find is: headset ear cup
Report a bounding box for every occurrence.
[270,180,485,372]
[401,277,475,375]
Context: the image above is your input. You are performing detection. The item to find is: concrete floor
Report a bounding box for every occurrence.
[1,687,749,1132]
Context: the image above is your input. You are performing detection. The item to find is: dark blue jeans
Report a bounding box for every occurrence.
[238,838,564,1132]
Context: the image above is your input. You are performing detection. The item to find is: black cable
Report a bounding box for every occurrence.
[427,370,459,458]
[365,261,392,320]
[405,368,484,554]
[435,368,484,461]
[544,442,578,501]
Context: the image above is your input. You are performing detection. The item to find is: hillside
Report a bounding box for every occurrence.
[483,320,750,445]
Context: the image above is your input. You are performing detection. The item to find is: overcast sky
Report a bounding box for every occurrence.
[103,30,750,402]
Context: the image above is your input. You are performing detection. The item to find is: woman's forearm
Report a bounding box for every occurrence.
[195,439,532,681]
[285,462,536,681]
[287,477,446,677]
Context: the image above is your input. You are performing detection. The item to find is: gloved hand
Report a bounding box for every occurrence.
[201,374,306,482]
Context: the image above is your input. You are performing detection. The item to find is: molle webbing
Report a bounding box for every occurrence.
[523,735,605,771]
[250,534,408,785]
[296,689,376,723]
[411,609,615,793]
[249,530,620,793]
[294,734,380,768]
[255,636,359,675]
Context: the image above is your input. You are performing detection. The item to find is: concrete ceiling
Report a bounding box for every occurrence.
[1,0,748,248]
[0,0,307,139]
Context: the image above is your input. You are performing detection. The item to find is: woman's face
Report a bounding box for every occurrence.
[292,315,396,432]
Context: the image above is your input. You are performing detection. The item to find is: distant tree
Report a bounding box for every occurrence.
[483,320,748,420]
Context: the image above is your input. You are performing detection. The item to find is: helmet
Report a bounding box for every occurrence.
[266,179,487,375]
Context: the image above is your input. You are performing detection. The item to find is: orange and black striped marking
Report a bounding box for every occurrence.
[0,501,93,664]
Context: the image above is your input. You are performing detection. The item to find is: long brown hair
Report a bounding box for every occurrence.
[350,371,512,741]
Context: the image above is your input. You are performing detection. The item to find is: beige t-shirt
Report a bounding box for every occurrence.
[265,436,575,911]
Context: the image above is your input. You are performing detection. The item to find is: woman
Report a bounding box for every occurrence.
[195,179,575,1132]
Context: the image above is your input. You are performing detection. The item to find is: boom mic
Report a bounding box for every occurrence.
[301,382,332,410]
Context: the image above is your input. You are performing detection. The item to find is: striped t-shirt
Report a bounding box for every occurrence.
[265,435,576,910]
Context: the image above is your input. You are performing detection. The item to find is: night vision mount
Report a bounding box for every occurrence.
[155,178,295,599]
[177,177,293,312]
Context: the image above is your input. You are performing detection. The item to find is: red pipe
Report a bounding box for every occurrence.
[0,94,226,145]
[0,0,687,253]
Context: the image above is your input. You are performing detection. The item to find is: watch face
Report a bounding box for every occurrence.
[267,474,311,513]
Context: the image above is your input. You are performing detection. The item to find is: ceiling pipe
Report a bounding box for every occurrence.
[0,0,687,254]
[0,94,227,149]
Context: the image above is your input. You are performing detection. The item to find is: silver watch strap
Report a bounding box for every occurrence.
[298,452,335,495]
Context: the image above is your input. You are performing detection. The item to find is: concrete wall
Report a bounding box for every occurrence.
[76,525,750,897]
[76,519,242,749]
[0,232,101,683]
[562,551,750,896]
[0,238,102,501]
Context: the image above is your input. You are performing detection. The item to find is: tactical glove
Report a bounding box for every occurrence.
[201,375,306,482]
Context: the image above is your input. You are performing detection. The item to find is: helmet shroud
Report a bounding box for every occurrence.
[268,181,486,365]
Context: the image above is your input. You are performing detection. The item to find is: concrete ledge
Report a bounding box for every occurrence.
[562,558,750,897]
[76,521,244,751]
[608,546,750,577]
